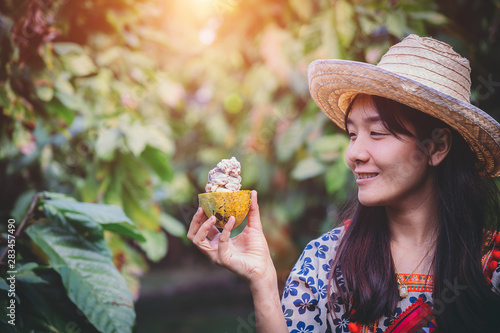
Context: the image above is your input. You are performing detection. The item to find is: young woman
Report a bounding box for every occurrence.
[188,35,500,332]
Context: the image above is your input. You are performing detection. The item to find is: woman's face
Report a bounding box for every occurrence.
[345,95,434,208]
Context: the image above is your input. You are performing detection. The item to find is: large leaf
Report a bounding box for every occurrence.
[26,207,135,333]
[15,266,100,333]
[62,54,97,76]
[311,134,348,163]
[291,156,325,180]
[44,199,145,242]
[95,128,122,161]
[137,228,167,262]
[140,145,173,182]
[275,119,310,162]
[159,212,186,237]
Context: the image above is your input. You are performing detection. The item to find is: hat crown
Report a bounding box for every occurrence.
[377,34,471,102]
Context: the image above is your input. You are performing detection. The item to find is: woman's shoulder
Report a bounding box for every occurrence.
[311,221,349,247]
[297,221,350,263]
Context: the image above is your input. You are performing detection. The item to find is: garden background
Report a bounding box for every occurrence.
[1,0,499,332]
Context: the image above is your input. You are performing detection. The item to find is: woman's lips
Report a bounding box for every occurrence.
[355,172,379,184]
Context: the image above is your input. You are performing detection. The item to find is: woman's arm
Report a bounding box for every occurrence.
[250,275,288,332]
[187,190,288,332]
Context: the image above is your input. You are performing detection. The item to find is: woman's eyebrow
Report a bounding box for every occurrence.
[346,115,382,126]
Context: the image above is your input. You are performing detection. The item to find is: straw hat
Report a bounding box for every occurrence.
[308,34,500,177]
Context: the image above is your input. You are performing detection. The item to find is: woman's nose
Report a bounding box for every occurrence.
[346,137,370,165]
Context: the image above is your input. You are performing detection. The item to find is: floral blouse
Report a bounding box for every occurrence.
[281,225,500,333]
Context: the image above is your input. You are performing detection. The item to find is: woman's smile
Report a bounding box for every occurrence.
[354,172,379,184]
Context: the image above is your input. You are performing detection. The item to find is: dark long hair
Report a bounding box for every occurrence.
[327,95,500,332]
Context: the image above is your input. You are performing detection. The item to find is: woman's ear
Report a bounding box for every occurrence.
[427,128,452,166]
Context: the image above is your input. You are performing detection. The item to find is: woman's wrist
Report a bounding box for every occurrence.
[247,259,279,293]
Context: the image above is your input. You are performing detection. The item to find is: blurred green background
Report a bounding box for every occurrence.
[1,0,499,332]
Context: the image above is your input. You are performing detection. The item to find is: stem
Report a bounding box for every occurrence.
[0,193,42,264]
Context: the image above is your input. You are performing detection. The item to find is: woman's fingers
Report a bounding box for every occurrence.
[246,190,263,231]
[218,216,235,256]
[206,225,221,241]
[187,207,207,241]
[191,216,218,253]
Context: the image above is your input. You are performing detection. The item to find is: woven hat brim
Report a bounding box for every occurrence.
[308,59,500,177]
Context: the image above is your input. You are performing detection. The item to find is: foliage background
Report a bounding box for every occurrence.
[1,0,499,332]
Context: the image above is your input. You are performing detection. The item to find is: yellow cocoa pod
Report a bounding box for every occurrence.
[198,190,251,230]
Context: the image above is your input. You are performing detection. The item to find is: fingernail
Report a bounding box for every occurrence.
[197,207,202,214]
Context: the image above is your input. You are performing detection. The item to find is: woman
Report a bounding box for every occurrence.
[188,35,500,332]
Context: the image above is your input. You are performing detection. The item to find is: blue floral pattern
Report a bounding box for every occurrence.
[293,293,317,315]
[332,313,349,333]
[284,279,299,298]
[291,321,315,333]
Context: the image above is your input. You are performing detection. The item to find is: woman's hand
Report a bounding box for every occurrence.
[187,190,276,285]
[188,190,288,333]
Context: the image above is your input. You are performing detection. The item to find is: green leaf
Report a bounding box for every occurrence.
[276,119,309,162]
[159,212,186,237]
[16,263,49,285]
[103,167,124,207]
[137,228,167,262]
[140,145,173,182]
[62,54,97,76]
[10,189,36,221]
[46,98,75,125]
[386,10,407,38]
[325,160,353,201]
[26,209,135,333]
[0,277,15,331]
[15,267,100,333]
[53,42,84,55]
[55,91,85,112]
[0,84,9,107]
[96,128,122,161]
[44,200,145,241]
[311,134,349,163]
[123,122,149,156]
[335,0,356,47]
[0,278,8,291]
[144,126,175,155]
[42,192,78,202]
[36,84,54,102]
[291,157,325,180]
[54,73,75,94]
[409,12,447,25]
[96,46,122,66]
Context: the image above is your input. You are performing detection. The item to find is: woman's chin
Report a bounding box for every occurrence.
[357,194,386,207]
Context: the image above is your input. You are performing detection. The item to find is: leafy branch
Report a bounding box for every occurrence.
[0,192,142,333]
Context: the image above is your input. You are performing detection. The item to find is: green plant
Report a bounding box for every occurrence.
[0,192,143,333]
[0,0,185,298]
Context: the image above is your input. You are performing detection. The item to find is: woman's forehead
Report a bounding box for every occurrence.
[346,96,381,125]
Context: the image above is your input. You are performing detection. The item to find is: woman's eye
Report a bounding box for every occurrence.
[370,131,386,136]
[348,132,357,139]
